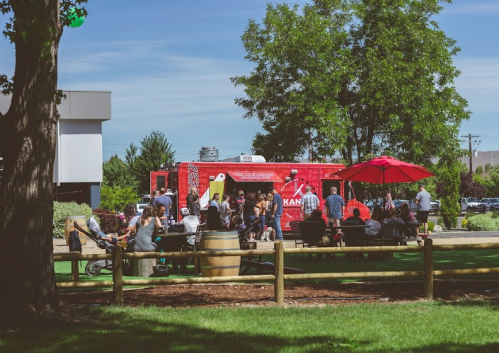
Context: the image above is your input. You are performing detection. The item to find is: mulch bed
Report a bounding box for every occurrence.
[61,280,499,308]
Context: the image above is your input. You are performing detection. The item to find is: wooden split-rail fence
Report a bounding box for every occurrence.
[54,239,499,306]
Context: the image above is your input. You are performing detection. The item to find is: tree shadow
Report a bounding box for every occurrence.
[0,308,371,353]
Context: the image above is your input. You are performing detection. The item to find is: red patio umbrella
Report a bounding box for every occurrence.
[333,156,434,221]
[333,156,434,185]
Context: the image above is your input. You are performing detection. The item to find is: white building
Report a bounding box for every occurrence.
[0,91,111,208]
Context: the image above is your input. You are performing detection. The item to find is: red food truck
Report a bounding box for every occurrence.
[150,157,347,231]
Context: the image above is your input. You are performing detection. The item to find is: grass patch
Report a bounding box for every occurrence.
[56,247,499,288]
[2,302,499,352]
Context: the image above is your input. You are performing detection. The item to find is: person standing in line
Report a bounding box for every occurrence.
[270,186,284,241]
[415,184,431,234]
[324,186,345,226]
[210,193,220,211]
[256,194,267,239]
[300,185,320,220]
[153,188,173,218]
[243,192,259,241]
[219,195,232,228]
[235,190,245,217]
[186,187,198,209]
[150,190,159,205]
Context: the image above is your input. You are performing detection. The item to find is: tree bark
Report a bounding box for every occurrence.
[0,0,68,328]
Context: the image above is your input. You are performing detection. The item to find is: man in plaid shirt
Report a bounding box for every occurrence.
[300,185,320,219]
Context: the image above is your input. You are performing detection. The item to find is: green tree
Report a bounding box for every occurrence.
[99,186,139,212]
[232,0,470,166]
[436,147,461,230]
[126,131,175,194]
[475,165,484,175]
[0,1,87,326]
[103,155,138,190]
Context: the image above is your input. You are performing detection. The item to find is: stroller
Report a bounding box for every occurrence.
[74,221,116,276]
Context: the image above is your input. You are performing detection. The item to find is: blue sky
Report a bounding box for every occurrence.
[1,0,498,162]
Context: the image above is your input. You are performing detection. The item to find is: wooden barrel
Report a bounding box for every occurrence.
[200,230,241,277]
[64,216,88,246]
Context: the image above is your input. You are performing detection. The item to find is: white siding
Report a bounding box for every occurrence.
[57,120,103,183]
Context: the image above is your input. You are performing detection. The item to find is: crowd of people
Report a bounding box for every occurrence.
[187,186,284,243]
[86,183,431,273]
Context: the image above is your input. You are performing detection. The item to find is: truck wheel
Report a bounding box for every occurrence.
[466,207,472,213]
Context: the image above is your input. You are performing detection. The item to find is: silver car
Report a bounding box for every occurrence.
[480,198,499,212]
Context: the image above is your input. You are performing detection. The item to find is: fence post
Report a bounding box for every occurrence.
[424,238,433,300]
[274,241,284,305]
[112,246,124,306]
[71,259,80,282]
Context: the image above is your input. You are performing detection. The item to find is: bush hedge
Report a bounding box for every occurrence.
[466,213,499,231]
[53,201,93,238]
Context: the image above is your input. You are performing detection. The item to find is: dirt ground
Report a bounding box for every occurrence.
[61,280,499,308]
[59,233,499,308]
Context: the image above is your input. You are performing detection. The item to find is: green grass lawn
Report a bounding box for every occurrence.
[2,301,499,353]
[55,247,499,286]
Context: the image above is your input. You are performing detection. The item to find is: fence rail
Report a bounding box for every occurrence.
[54,239,499,305]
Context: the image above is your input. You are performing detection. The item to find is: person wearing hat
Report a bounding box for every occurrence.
[415,184,431,234]
[270,186,283,241]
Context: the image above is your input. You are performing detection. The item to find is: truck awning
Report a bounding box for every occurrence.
[227,171,282,183]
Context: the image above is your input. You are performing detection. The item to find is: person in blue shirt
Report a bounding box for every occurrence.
[153,188,172,218]
[209,193,220,211]
[270,186,283,241]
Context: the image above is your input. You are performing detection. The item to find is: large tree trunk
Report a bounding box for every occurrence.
[0,1,67,327]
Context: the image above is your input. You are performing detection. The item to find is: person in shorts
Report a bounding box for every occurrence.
[415,184,431,234]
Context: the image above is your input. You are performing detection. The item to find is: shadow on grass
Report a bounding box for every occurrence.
[2,306,499,353]
[0,307,370,353]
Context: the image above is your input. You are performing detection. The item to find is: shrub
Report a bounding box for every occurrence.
[466,214,499,231]
[437,216,444,227]
[489,211,498,219]
[53,202,93,238]
[100,185,139,212]
[427,221,435,232]
[464,212,475,219]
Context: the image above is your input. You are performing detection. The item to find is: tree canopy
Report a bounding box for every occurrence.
[103,155,139,190]
[126,131,175,194]
[232,0,470,166]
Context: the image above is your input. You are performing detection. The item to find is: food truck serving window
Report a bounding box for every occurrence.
[227,171,282,182]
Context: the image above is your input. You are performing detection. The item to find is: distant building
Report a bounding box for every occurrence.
[0,91,111,208]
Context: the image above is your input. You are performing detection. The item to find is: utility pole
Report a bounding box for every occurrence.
[461,134,480,173]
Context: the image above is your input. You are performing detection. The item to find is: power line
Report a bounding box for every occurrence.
[460,134,481,173]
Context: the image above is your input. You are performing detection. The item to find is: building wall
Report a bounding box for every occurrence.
[1,91,111,208]
[55,120,103,184]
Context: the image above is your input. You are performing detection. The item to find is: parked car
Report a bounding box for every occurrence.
[363,198,383,211]
[408,199,441,213]
[136,194,151,214]
[480,198,499,212]
[430,200,441,213]
[460,197,486,214]
[393,200,409,210]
